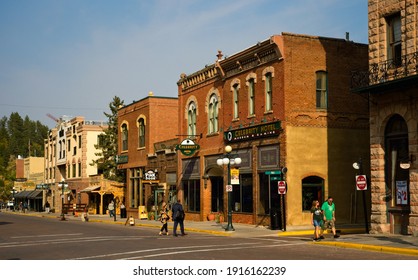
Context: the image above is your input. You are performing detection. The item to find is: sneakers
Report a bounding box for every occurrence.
[159,232,162,236]
[333,235,340,238]
[319,236,325,239]
[312,238,319,242]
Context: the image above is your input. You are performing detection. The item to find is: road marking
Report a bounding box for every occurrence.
[11,233,83,239]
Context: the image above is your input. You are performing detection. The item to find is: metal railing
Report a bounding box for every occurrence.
[351,51,418,90]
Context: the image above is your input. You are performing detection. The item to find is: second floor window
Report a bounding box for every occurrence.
[233,84,239,119]
[138,118,145,148]
[248,78,255,116]
[316,71,328,109]
[121,123,128,151]
[265,72,273,112]
[387,14,402,66]
[188,102,197,137]
[208,94,218,134]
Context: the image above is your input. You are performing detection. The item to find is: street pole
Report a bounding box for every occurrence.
[359,158,369,234]
[60,180,66,221]
[226,159,234,231]
[113,198,117,222]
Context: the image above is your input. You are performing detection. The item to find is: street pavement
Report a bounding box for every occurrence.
[2,209,418,257]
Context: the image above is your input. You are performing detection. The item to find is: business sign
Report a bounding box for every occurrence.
[176,138,200,156]
[230,168,240,185]
[144,170,157,181]
[115,155,128,164]
[356,175,367,190]
[224,121,281,143]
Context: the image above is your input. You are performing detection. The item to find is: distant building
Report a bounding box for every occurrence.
[116,94,179,219]
[352,0,418,235]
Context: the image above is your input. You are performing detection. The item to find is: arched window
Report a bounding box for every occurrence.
[233,83,239,119]
[121,123,128,151]
[208,94,218,134]
[301,176,324,211]
[265,72,273,111]
[138,118,145,148]
[188,102,197,136]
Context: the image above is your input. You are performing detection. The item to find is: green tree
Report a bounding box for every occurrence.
[92,96,125,182]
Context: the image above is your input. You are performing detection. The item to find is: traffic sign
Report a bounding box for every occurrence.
[270,176,281,181]
[356,175,367,190]
[278,181,286,194]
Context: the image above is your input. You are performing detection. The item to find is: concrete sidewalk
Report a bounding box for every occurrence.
[3,210,418,257]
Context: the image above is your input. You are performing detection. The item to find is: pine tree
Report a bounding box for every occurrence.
[92,96,125,182]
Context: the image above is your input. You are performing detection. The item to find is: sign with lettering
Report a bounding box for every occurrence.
[224,121,281,143]
[145,170,156,181]
[176,139,200,156]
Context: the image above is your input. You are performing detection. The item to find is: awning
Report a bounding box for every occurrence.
[27,190,43,199]
[14,191,32,199]
[80,186,100,193]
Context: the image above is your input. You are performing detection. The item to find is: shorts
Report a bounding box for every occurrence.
[322,219,335,230]
[313,220,322,227]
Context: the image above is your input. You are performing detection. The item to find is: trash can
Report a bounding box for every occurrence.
[270,208,280,230]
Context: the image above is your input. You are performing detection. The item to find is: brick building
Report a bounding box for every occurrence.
[116,93,178,219]
[177,33,369,227]
[352,0,418,235]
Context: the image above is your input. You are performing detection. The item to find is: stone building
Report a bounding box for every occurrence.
[352,0,418,235]
[177,33,369,227]
[116,93,178,219]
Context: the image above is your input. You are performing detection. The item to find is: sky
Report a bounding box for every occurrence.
[0,0,368,128]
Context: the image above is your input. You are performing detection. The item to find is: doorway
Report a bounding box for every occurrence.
[210,176,224,213]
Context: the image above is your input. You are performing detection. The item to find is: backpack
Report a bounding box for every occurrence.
[175,210,185,220]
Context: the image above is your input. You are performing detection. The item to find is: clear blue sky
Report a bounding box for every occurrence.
[0,0,368,128]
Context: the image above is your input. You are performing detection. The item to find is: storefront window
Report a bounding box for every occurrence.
[232,174,253,213]
[183,180,200,212]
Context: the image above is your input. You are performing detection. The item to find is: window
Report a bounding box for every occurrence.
[138,118,145,148]
[121,123,128,151]
[78,162,81,177]
[301,176,324,211]
[183,180,200,212]
[187,102,197,137]
[78,135,82,149]
[67,140,71,152]
[97,134,105,148]
[316,71,328,109]
[248,78,255,115]
[208,94,218,134]
[265,72,273,111]
[72,164,76,178]
[233,84,239,119]
[387,14,402,66]
[232,173,253,213]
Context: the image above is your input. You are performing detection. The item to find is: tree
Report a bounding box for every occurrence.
[92,96,125,182]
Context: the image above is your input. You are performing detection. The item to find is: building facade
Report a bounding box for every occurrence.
[352,0,418,235]
[44,116,114,214]
[116,94,178,219]
[177,33,370,227]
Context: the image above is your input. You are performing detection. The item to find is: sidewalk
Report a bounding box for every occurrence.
[3,210,418,257]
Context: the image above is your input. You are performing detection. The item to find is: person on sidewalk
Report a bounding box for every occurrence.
[310,200,323,241]
[320,196,339,239]
[44,201,50,214]
[172,199,187,237]
[158,202,170,236]
[108,201,115,218]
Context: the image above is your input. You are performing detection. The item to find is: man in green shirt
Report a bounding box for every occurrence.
[320,196,339,239]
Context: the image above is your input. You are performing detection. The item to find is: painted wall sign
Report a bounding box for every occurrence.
[176,138,200,156]
[224,121,281,143]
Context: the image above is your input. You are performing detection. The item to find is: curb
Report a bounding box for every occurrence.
[312,241,418,256]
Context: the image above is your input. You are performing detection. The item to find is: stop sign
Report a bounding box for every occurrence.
[356,175,367,190]
[278,181,286,194]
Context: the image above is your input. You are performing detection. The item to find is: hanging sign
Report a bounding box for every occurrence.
[396,181,408,205]
[176,138,200,156]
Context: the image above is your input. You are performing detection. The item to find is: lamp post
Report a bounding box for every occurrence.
[217,145,242,231]
[353,158,369,234]
[58,179,67,221]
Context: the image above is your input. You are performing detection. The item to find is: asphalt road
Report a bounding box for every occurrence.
[1,213,417,260]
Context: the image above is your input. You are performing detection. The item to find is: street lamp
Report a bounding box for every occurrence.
[58,179,67,221]
[217,145,242,231]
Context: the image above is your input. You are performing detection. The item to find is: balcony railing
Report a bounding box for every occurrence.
[351,51,418,90]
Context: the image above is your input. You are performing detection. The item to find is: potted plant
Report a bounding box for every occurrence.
[207,212,215,221]
[215,212,224,223]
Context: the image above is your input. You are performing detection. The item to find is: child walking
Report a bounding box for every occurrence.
[159,202,170,236]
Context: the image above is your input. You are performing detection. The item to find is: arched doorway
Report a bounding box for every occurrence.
[385,114,410,234]
[301,176,324,211]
